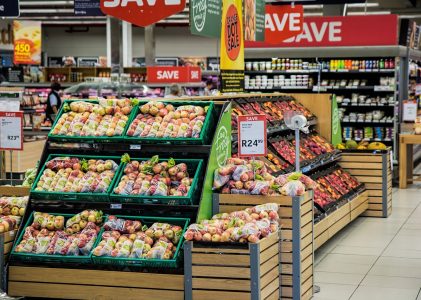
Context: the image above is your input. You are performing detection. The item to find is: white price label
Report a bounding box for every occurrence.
[0,112,23,150]
[237,115,267,157]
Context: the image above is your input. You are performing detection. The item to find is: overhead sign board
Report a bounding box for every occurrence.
[100,0,186,27]
[265,4,303,44]
[246,14,398,48]
[0,0,19,17]
[147,66,202,83]
[74,0,104,16]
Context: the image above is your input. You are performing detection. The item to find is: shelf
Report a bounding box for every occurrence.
[300,151,342,174]
[341,120,394,126]
[2,83,75,88]
[314,86,395,92]
[339,103,395,108]
[344,138,393,143]
[321,69,395,73]
[245,70,318,75]
[246,86,312,91]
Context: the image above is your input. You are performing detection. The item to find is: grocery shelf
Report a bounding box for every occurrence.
[341,120,394,125]
[2,82,74,88]
[339,103,395,108]
[344,138,393,143]
[246,86,312,91]
[313,86,395,92]
[321,69,395,74]
[245,70,318,75]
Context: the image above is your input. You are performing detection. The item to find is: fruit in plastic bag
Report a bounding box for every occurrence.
[280,180,306,196]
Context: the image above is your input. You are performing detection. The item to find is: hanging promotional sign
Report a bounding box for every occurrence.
[13,21,42,65]
[220,0,244,93]
[237,115,267,157]
[265,4,303,44]
[147,66,202,83]
[0,0,20,17]
[246,14,398,48]
[0,112,23,151]
[244,0,265,41]
[100,0,186,27]
[190,0,222,38]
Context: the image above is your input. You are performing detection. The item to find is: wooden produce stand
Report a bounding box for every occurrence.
[314,191,368,250]
[9,267,184,299]
[340,150,392,217]
[184,232,280,300]
[213,191,314,300]
[399,134,421,189]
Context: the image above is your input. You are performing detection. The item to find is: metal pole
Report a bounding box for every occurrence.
[295,128,300,172]
[9,151,12,185]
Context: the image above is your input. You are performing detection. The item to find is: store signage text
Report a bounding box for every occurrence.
[247,14,398,48]
[265,4,303,44]
[147,66,202,83]
[100,0,186,27]
[237,115,267,157]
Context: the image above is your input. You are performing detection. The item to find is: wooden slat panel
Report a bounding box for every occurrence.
[328,203,350,226]
[302,276,313,296]
[302,254,313,272]
[193,278,250,291]
[3,230,17,243]
[329,215,351,237]
[281,242,292,252]
[261,243,280,264]
[302,286,314,300]
[260,266,279,289]
[281,252,292,263]
[192,247,250,254]
[279,207,292,218]
[314,218,329,238]
[9,267,184,290]
[301,201,313,216]
[314,231,329,250]
[340,162,382,169]
[265,287,280,300]
[192,253,250,266]
[367,197,384,204]
[217,194,296,206]
[350,192,368,210]
[301,265,313,285]
[192,266,250,279]
[355,176,382,183]
[346,169,383,176]
[259,232,279,252]
[4,241,13,255]
[301,222,312,239]
[261,277,279,299]
[365,183,383,189]
[8,282,184,300]
[193,290,251,300]
[281,263,292,275]
[351,201,369,221]
[369,204,384,210]
[218,205,253,213]
[281,286,292,298]
[341,154,382,162]
[301,211,313,228]
[280,219,292,230]
[362,210,384,217]
[260,254,279,275]
[281,229,292,240]
[368,190,383,197]
[301,232,313,251]
[281,275,292,286]
[301,244,313,262]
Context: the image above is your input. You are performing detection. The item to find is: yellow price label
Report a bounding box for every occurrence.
[14,41,31,54]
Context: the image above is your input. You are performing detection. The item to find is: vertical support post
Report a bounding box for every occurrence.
[295,128,300,172]
[9,151,12,185]
[184,241,193,300]
[145,25,156,66]
[250,243,261,300]
[277,230,282,298]
[382,152,388,217]
[122,21,133,68]
[292,196,302,300]
[106,17,122,74]
[0,234,4,292]
[212,194,220,216]
[397,55,409,161]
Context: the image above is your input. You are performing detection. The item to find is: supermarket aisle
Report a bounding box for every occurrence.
[314,185,421,300]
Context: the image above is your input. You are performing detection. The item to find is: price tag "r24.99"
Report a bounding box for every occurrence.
[237,115,267,157]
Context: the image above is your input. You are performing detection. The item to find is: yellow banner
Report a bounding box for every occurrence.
[220,0,244,70]
[13,21,42,65]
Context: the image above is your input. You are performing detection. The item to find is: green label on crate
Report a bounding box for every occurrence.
[331,94,342,146]
[197,102,232,222]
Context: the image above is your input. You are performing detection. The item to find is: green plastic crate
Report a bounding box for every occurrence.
[91,215,189,268]
[124,100,215,145]
[11,212,105,264]
[31,154,122,202]
[48,99,138,143]
[109,158,203,205]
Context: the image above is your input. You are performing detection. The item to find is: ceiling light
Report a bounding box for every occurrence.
[303,5,323,9]
[347,2,379,8]
[399,15,421,19]
[348,11,391,15]
[304,12,323,16]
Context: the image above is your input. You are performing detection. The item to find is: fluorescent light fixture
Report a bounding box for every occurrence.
[348,11,391,15]
[304,12,323,16]
[347,2,379,8]
[399,15,421,19]
[303,5,323,9]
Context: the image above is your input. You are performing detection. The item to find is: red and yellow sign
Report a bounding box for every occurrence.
[13,21,42,65]
[220,0,244,93]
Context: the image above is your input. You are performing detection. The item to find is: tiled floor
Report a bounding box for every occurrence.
[314,185,421,300]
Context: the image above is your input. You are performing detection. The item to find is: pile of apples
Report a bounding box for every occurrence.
[0,196,28,217]
[114,155,194,197]
[51,99,133,137]
[93,216,183,260]
[34,157,119,193]
[126,101,207,138]
[213,158,316,196]
[184,203,280,243]
[0,215,20,233]
[15,210,102,256]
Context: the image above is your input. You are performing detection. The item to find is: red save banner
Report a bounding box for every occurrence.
[100,0,186,27]
[147,66,202,83]
[265,5,303,44]
[246,14,398,48]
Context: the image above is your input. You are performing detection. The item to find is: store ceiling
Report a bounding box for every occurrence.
[16,0,421,25]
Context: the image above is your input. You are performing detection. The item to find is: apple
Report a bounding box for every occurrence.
[79,220,87,229]
[19,207,25,216]
[11,207,19,216]
[46,222,55,231]
[72,224,81,233]
[202,233,212,242]
[211,234,221,242]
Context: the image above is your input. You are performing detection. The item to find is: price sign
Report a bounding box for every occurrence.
[237,115,267,157]
[0,112,23,150]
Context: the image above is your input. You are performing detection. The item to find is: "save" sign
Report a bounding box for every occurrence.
[147,66,202,83]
